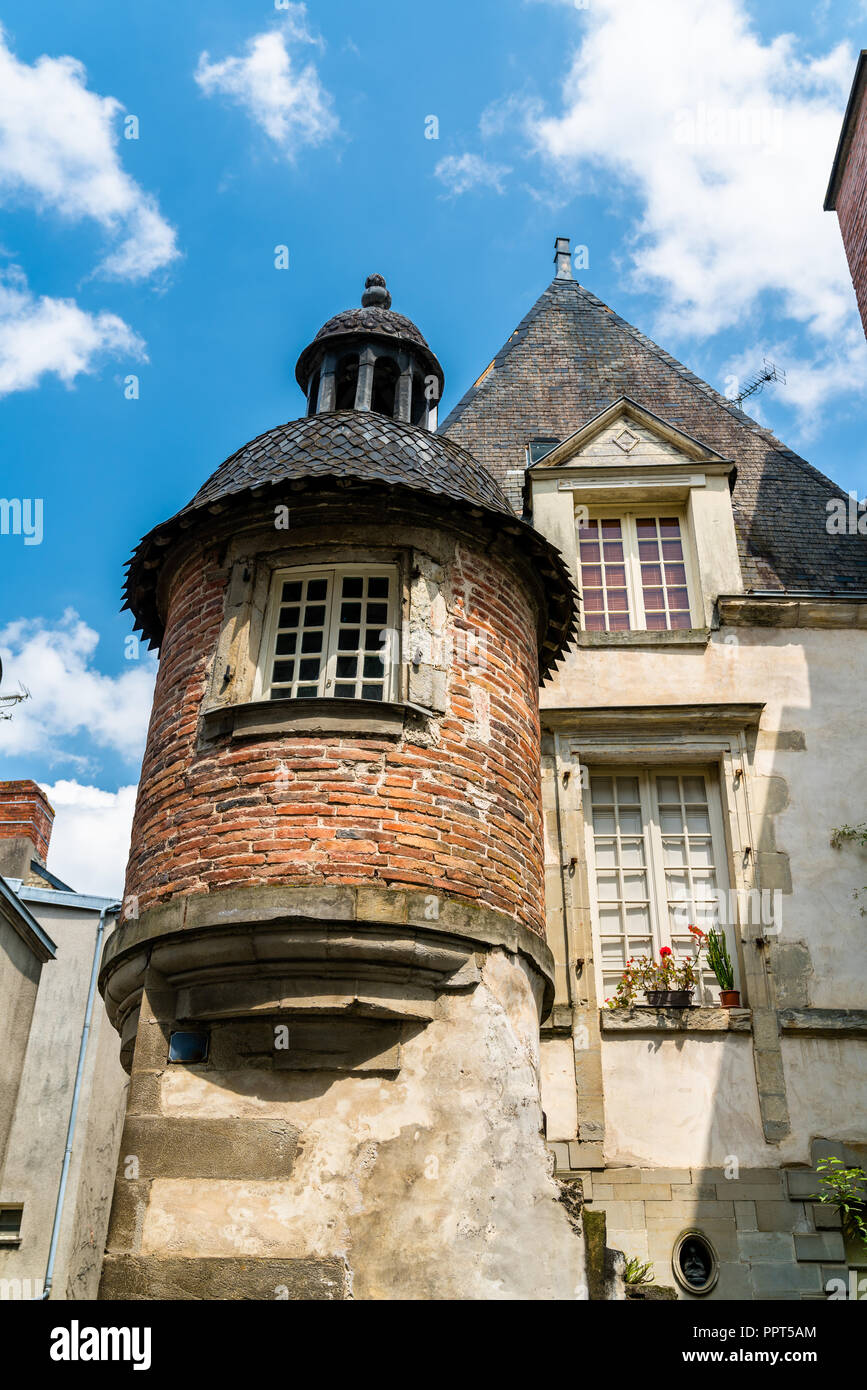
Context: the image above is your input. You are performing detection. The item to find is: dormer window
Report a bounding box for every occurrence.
[526,397,741,635]
[578,511,695,632]
[256,564,399,702]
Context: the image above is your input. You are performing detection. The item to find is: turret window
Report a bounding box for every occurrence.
[257,565,398,702]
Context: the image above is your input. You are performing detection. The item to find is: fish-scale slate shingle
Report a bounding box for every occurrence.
[295,305,442,388]
[122,410,579,676]
[184,410,513,516]
[440,276,867,594]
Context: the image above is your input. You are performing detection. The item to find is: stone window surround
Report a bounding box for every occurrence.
[529,457,742,631]
[547,703,767,1017]
[541,702,794,1153]
[199,538,455,738]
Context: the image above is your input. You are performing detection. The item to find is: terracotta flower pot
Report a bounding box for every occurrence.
[719,989,741,1008]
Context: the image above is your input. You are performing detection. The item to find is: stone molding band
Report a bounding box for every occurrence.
[99,883,557,1068]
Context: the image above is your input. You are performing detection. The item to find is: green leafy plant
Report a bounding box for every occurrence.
[816,1156,867,1251]
[623,1256,655,1286]
[605,949,697,1009]
[830,823,867,914]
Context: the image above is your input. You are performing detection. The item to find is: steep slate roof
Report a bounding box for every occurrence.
[123,410,579,675]
[440,276,867,594]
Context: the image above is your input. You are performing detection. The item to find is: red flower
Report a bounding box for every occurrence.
[687,924,706,941]
[659,946,672,957]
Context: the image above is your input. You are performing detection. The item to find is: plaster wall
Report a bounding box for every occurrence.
[538,624,867,1175]
[543,626,867,1008]
[0,913,42,1175]
[103,948,587,1301]
[0,905,127,1299]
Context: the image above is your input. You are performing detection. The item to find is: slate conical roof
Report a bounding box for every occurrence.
[122,410,579,675]
[440,276,867,594]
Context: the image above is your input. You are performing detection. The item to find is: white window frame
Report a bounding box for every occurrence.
[254,563,400,702]
[584,765,735,1004]
[576,507,700,632]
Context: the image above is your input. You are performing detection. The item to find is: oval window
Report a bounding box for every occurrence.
[672,1229,719,1295]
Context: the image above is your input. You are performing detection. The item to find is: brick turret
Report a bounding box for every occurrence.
[98,280,586,1301]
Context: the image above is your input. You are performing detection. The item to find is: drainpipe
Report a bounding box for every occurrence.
[41,900,120,1299]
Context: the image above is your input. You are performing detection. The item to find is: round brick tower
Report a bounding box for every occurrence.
[99,275,586,1301]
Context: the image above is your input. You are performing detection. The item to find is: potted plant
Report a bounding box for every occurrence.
[689,924,740,1006]
[605,949,696,1009]
[643,947,696,1006]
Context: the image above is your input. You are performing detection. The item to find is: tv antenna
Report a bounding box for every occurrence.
[733,358,786,408]
[0,656,31,720]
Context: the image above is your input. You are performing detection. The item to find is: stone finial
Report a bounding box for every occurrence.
[362,273,392,309]
[553,236,573,280]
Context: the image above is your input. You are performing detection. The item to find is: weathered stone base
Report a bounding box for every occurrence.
[99,1255,348,1300]
[99,907,590,1301]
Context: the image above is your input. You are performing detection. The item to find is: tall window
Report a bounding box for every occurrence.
[577,513,694,631]
[585,768,733,1002]
[258,565,398,702]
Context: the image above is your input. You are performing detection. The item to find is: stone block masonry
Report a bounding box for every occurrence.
[566,1163,851,1300]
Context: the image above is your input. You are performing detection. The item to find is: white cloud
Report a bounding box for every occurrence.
[0,264,145,396]
[526,0,856,348]
[0,25,178,281]
[723,327,867,434]
[434,153,512,196]
[0,611,156,767]
[40,780,136,898]
[195,9,339,159]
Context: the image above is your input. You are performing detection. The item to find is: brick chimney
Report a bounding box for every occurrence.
[0,780,54,880]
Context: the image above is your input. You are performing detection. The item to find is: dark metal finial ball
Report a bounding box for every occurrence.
[361,274,392,310]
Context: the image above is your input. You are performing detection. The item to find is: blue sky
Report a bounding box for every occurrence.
[0,0,865,892]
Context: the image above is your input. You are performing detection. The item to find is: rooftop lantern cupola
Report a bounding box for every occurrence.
[295,273,445,429]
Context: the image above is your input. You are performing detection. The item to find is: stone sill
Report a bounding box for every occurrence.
[576,629,710,649]
[718,594,867,630]
[779,1008,867,1038]
[601,1006,752,1033]
[201,696,433,741]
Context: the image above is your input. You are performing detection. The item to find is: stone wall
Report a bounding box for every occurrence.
[553,1139,860,1300]
[101,943,587,1301]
